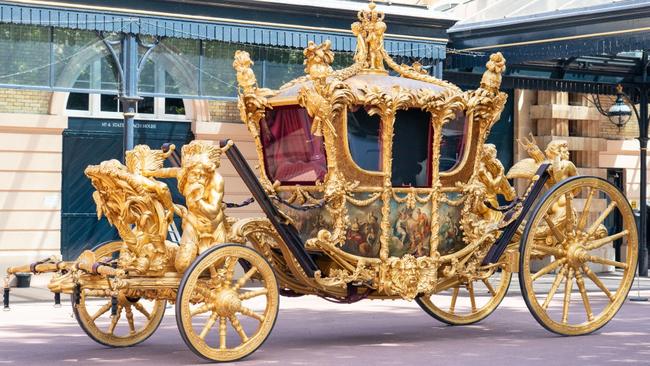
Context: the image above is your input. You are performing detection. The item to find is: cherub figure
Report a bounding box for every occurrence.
[469,144,517,223]
[174,141,228,273]
[351,21,368,66]
[144,140,230,273]
[363,2,386,70]
[545,140,578,184]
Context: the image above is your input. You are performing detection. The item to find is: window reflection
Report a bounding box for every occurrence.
[347,106,381,172]
[440,111,466,172]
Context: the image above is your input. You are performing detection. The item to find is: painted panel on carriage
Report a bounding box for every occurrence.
[388,199,432,257]
[437,192,465,255]
[276,191,329,243]
[278,190,465,258]
[341,193,383,257]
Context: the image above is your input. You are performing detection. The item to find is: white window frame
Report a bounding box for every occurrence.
[65,58,190,122]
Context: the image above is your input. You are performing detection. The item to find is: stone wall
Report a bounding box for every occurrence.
[208,100,241,123]
[0,88,51,114]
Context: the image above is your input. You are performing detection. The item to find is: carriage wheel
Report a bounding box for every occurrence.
[73,241,167,347]
[519,176,637,335]
[416,268,511,325]
[176,244,279,362]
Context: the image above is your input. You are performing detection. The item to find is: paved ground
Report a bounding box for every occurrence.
[2,274,650,365]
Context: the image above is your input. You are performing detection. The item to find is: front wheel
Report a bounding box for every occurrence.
[176,244,279,362]
[519,176,638,335]
[73,240,166,347]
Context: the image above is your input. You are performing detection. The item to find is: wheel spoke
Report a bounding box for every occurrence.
[581,264,615,302]
[586,255,628,269]
[577,187,595,231]
[133,302,152,320]
[449,287,459,314]
[224,257,238,284]
[124,305,136,335]
[219,317,227,350]
[562,269,574,324]
[565,193,575,232]
[229,315,249,343]
[531,244,566,258]
[542,266,566,310]
[190,303,211,317]
[239,288,268,301]
[107,305,122,335]
[531,258,566,282]
[575,271,594,321]
[233,267,259,291]
[544,216,565,243]
[239,305,265,322]
[482,278,496,297]
[586,202,617,238]
[91,301,112,321]
[585,230,629,251]
[467,282,477,313]
[198,313,218,340]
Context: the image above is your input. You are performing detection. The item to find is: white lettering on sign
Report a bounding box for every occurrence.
[134,123,157,129]
[101,122,158,129]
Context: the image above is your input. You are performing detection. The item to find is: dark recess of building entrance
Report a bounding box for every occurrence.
[61,118,193,260]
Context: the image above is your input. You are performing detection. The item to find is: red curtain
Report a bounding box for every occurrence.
[260,106,327,183]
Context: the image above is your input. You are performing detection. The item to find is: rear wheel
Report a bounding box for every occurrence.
[519,176,637,335]
[416,268,511,325]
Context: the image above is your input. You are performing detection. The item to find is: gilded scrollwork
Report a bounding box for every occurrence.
[233,50,277,193]
[85,149,175,275]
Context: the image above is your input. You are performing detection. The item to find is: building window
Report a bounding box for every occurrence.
[100,94,119,112]
[66,93,90,111]
[67,93,187,120]
[165,98,185,115]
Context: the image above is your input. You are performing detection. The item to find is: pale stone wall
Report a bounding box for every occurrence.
[0,88,65,274]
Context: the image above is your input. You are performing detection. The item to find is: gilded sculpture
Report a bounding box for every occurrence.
[4,1,638,363]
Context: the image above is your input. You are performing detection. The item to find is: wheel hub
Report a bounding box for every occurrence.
[213,289,241,317]
[566,242,588,268]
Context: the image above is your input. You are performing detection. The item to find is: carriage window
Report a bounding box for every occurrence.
[347,106,381,171]
[440,111,467,172]
[392,109,432,187]
[259,106,327,184]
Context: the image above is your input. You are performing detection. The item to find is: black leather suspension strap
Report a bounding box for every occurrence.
[482,163,551,265]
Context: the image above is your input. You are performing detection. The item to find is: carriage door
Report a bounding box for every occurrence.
[61,118,193,260]
[388,108,435,258]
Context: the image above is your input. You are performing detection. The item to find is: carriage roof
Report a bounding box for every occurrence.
[234,0,508,189]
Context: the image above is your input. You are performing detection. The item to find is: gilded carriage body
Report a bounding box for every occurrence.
[232,2,513,301]
[4,1,639,362]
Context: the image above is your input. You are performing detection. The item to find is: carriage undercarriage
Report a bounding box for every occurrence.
[4,1,638,363]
